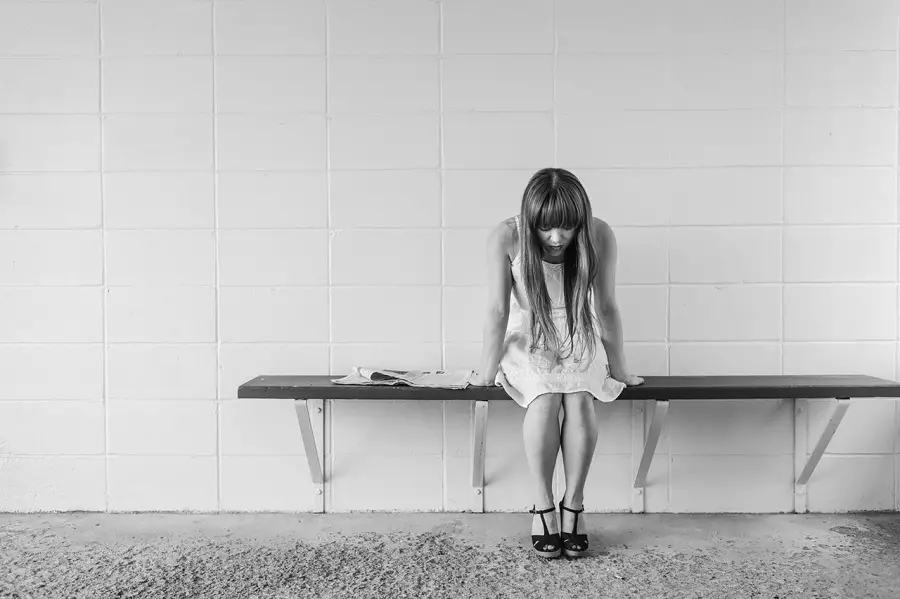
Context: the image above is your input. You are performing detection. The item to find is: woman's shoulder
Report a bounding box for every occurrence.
[487,216,518,261]
[490,216,518,244]
[590,216,613,244]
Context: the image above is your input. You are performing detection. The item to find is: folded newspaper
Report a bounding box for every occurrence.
[332,367,474,389]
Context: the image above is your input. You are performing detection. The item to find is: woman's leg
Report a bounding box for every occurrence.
[523,392,563,534]
[559,392,599,531]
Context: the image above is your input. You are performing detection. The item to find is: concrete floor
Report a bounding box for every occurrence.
[1,511,898,598]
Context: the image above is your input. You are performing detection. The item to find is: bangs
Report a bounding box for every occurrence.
[536,190,583,230]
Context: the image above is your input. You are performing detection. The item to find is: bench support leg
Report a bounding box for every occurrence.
[632,400,668,511]
[294,399,325,511]
[471,400,489,506]
[794,397,850,513]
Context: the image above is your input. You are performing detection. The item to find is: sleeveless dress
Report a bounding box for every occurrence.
[494,215,626,408]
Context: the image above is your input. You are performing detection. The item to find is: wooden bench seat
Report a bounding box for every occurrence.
[237,374,900,513]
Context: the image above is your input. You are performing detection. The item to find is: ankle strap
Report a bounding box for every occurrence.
[528,505,555,515]
[559,502,584,514]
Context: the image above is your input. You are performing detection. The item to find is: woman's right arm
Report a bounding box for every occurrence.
[473,222,513,385]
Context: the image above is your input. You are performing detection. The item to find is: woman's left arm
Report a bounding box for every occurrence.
[592,219,644,387]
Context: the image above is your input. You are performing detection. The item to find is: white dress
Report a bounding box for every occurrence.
[495,215,626,408]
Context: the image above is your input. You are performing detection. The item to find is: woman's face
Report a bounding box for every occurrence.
[536,226,576,257]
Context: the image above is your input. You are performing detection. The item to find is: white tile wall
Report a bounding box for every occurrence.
[785,109,898,166]
[101,1,213,57]
[106,230,216,286]
[329,56,439,113]
[216,56,326,113]
[0,3,99,57]
[103,115,214,171]
[331,229,441,285]
[103,57,214,113]
[216,114,326,171]
[0,231,103,286]
[107,400,217,455]
[0,0,898,515]
[106,344,218,400]
[0,58,99,114]
[0,288,103,342]
[216,172,327,228]
[0,401,105,455]
[0,344,104,400]
[330,114,439,169]
[443,113,554,169]
[326,0,438,55]
[785,52,898,108]
[218,287,329,342]
[783,167,897,224]
[221,455,321,512]
[0,173,102,229]
[103,172,215,229]
[215,0,325,56]
[217,229,328,286]
[443,55,554,111]
[107,456,218,512]
[330,170,440,227]
[785,0,899,51]
[106,287,217,343]
[1,115,101,171]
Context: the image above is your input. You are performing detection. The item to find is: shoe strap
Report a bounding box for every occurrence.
[529,505,555,538]
[559,501,584,536]
[559,502,584,514]
[528,505,555,515]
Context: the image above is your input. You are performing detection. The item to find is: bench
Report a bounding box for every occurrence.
[237,374,900,513]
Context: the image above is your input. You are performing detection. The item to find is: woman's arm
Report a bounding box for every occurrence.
[592,218,643,386]
[472,222,514,385]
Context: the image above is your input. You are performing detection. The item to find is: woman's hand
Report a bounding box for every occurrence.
[467,371,496,386]
[613,370,644,386]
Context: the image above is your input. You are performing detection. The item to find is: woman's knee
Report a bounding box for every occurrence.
[527,393,562,414]
[562,391,595,417]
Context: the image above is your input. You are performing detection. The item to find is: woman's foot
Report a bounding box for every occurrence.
[528,505,561,558]
[559,497,589,557]
[532,506,559,537]
[560,496,582,533]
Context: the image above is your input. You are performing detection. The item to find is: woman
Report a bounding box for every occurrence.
[468,167,644,559]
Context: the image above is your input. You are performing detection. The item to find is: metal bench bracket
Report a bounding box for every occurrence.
[293,399,324,511]
[471,400,489,505]
[633,399,669,493]
[794,397,850,513]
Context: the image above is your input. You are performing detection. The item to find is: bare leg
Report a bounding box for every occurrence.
[523,392,562,535]
[560,391,599,533]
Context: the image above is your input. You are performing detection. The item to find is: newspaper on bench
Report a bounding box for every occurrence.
[332,366,474,389]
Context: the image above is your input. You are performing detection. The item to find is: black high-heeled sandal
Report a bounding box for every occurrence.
[559,500,589,558]
[528,505,561,559]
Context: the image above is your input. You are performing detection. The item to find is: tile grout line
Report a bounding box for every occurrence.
[6,281,900,289]
[782,0,799,511]
[437,0,446,512]
[325,3,332,514]
[98,0,109,513]
[2,165,898,174]
[552,0,558,171]
[211,0,222,513]
[781,0,787,380]
[7,222,900,232]
[895,0,899,511]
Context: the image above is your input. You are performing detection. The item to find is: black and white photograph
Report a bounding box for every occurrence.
[1,0,899,597]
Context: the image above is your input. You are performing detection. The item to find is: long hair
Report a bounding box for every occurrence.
[519,167,599,362]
